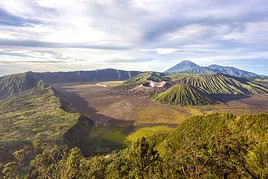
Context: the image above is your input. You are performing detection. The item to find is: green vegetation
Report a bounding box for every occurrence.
[2,113,267,178]
[119,72,268,106]
[80,126,127,155]
[0,87,80,142]
[176,73,268,95]
[126,126,174,143]
[88,127,126,144]
[153,84,215,105]
[64,124,175,156]
[152,73,268,106]
[0,85,83,170]
[119,72,170,88]
[158,113,268,178]
[0,71,267,178]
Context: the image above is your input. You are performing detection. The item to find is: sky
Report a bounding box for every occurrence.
[0,0,267,76]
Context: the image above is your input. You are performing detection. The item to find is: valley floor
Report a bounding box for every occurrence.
[53,81,268,126]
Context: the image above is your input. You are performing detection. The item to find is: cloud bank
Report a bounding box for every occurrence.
[0,0,267,75]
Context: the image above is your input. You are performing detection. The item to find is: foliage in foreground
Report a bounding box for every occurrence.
[1,113,267,178]
[0,85,82,168]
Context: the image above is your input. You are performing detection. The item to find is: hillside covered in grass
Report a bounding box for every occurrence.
[175,73,268,95]
[152,73,268,106]
[0,86,81,143]
[153,84,216,105]
[0,85,84,165]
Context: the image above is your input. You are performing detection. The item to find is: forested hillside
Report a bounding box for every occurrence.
[1,113,267,178]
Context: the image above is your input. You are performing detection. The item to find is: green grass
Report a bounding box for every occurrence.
[87,127,126,145]
[176,73,268,95]
[152,84,215,105]
[0,87,80,142]
[126,126,174,143]
[152,73,268,106]
[78,125,175,155]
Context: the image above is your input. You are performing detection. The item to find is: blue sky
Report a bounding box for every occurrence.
[0,0,267,75]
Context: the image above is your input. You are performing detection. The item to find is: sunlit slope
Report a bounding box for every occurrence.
[156,113,268,178]
[0,86,81,142]
[153,84,215,105]
[161,113,268,153]
[175,73,268,95]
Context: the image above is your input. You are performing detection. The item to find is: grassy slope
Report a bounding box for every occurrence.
[0,87,80,143]
[159,113,268,155]
[126,126,175,143]
[254,78,268,88]
[176,73,268,95]
[152,84,215,105]
[67,124,176,156]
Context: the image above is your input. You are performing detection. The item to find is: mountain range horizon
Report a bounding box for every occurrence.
[1,60,266,79]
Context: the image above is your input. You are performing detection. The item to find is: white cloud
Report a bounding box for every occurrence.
[0,0,267,75]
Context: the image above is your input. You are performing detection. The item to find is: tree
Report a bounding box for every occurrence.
[2,162,18,179]
[247,141,268,178]
[28,145,65,178]
[204,129,254,178]
[61,147,83,179]
[13,148,27,165]
[128,137,163,178]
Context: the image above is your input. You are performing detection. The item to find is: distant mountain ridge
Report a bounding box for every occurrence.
[165,60,214,74]
[34,68,141,84]
[208,64,260,79]
[0,72,38,99]
[0,69,142,99]
[165,60,262,79]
